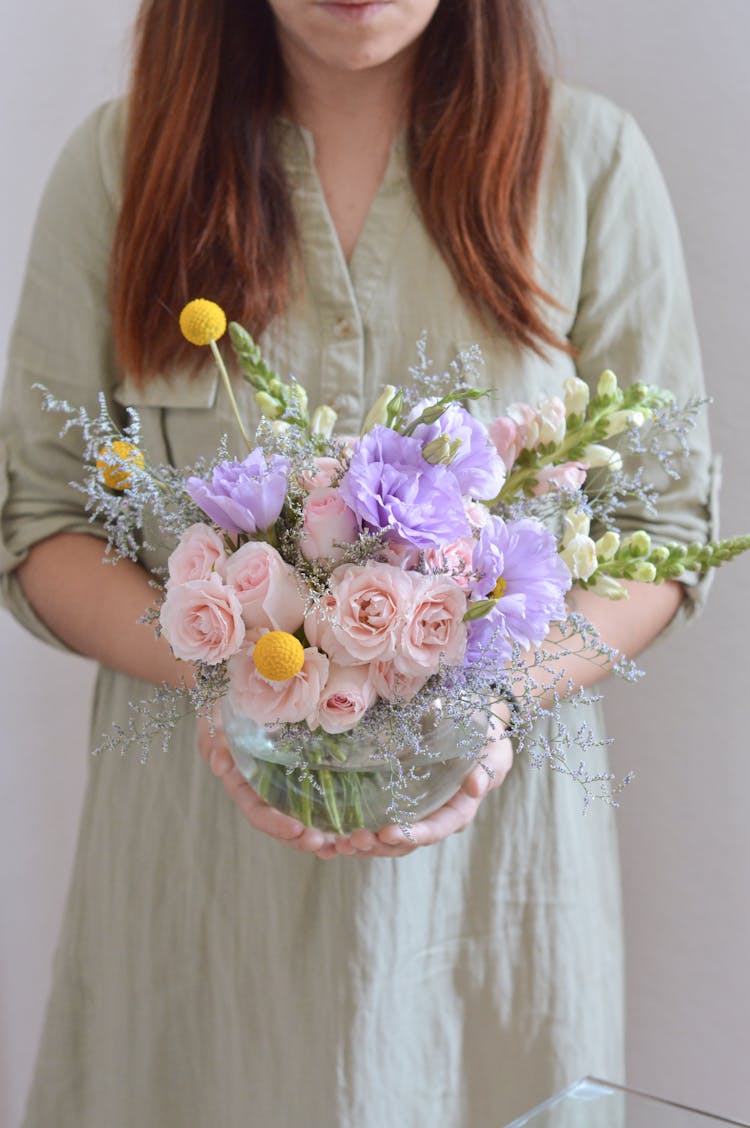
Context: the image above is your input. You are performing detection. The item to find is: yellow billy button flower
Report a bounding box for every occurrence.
[96,440,145,491]
[253,631,305,682]
[179,299,227,347]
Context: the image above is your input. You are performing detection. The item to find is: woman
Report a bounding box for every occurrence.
[0,1,714,1124]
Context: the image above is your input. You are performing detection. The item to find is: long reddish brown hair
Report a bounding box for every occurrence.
[111,0,563,381]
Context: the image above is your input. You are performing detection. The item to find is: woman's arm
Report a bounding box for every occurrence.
[522,577,684,707]
[371,577,684,852]
[15,532,187,688]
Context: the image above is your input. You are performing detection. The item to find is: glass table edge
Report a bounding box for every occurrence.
[503,1076,750,1128]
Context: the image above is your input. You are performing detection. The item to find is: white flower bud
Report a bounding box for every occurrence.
[560,535,598,580]
[562,508,591,546]
[536,397,567,444]
[603,409,646,438]
[288,382,308,416]
[361,385,398,433]
[422,434,461,466]
[255,391,282,419]
[310,404,338,439]
[595,531,620,561]
[630,561,657,583]
[622,530,652,557]
[563,376,590,417]
[582,444,623,473]
[597,369,619,399]
[589,573,629,600]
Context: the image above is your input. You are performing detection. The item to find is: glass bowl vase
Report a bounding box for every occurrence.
[222,697,489,835]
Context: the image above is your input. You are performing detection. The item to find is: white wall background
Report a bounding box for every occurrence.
[1,2,748,1126]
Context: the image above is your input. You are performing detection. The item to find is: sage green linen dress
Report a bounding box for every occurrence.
[0,83,716,1127]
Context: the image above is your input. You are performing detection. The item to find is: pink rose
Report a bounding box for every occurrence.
[228,644,330,727]
[422,536,476,588]
[224,541,306,633]
[488,416,524,470]
[313,663,376,734]
[159,573,245,664]
[532,461,588,496]
[299,487,360,564]
[395,574,467,675]
[324,562,415,665]
[167,523,227,586]
[298,457,344,491]
[371,659,429,704]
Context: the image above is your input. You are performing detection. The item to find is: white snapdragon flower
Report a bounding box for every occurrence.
[563,376,590,417]
[560,535,598,581]
[562,508,591,545]
[581,443,623,473]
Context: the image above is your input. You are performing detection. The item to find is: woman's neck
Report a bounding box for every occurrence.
[278,35,415,153]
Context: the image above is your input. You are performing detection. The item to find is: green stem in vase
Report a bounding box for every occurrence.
[253,761,273,803]
[318,769,344,835]
[349,773,365,831]
[298,771,313,828]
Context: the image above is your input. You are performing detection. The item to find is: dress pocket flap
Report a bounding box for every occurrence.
[113,369,219,410]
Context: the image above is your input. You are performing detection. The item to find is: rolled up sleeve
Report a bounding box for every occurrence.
[0,101,123,649]
[568,110,718,629]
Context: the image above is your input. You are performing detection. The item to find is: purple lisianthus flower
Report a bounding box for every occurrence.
[339,425,470,549]
[409,400,506,500]
[185,449,290,535]
[470,515,571,649]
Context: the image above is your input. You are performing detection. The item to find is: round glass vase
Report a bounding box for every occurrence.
[222,697,489,835]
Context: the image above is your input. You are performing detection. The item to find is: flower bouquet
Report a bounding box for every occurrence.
[38,300,750,835]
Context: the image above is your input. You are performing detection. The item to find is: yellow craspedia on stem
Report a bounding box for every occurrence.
[96,440,145,490]
[253,631,305,682]
[179,299,227,347]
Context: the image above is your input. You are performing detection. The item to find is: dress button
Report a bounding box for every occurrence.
[333,317,354,339]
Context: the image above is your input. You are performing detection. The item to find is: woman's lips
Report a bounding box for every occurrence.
[318,2,392,23]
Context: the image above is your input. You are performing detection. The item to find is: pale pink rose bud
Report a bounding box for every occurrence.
[422,536,476,587]
[299,487,360,564]
[228,644,330,727]
[326,562,415,665]
[371,659,429,704]
[314,663,376,734]
[536,396,567,445]
[487,415,523,470]
[167,523,228,587]
[532,461,588,496]
[298,457,344,492]
[224,541,306,633]
[395,573,467,676]
[159,573,245,664]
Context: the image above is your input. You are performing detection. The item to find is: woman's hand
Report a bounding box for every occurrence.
[196,714,343,855]
[197,712,513,860]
